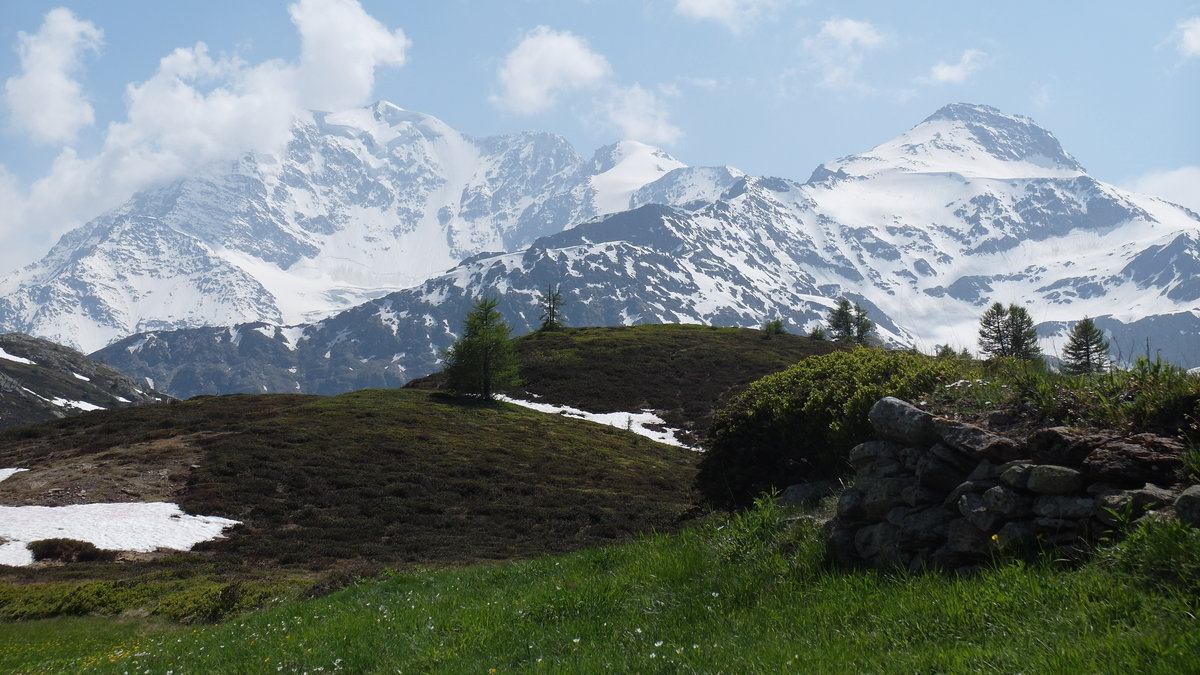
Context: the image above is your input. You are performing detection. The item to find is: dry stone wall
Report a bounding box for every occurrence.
[827,397,1196,572]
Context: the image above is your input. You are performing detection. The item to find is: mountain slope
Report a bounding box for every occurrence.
[0,333,164,429]
[92,103,1200,394]
[0,102,684,352]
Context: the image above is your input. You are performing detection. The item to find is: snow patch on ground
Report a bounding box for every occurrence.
[496,395,696,450]
[0,348,35,365]
[0,468,28,484]
[0,496,241,567]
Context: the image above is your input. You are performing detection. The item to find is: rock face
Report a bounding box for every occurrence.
[828,398,1191,571]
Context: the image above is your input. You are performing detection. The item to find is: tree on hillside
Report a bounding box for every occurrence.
[977,302,1040,360]
[1060,317,1110,375]
[761,317,786,338]
[443,297,519,400]
[826,298,873,345]
[808,325,829,340]
[537,284,565,332]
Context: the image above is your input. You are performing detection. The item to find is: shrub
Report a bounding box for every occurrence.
[697,348,963,508]
[26,538,116,563]
[1103,517,1200,596]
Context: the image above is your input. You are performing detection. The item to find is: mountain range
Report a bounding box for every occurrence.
[2,102,1198,397]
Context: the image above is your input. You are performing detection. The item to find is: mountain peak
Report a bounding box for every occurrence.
[824,102,1085,179]
[589,141,686,214]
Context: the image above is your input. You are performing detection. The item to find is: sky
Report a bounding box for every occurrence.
[0,0,1196,277]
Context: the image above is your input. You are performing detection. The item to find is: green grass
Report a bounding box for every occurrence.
[3,499,1197,673]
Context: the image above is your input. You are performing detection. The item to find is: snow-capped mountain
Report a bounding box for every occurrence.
[92,103,1200,397]
[0,102,684,352]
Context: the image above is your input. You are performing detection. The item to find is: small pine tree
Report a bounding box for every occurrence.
[442,297,520,400]
[826,298,873,345]
[978,302,1040,360]
[761,317,785,338]
[1060,317,1110,375]
[808,325,829,341]
[537,284,565,332]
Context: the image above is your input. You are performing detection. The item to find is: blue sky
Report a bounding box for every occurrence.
[0,0,1197,275]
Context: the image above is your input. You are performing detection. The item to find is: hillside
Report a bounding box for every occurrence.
[406,324,841,446]
[0,333,165,430]
[0,389,696,576]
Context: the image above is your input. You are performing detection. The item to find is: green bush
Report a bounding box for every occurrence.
[697,348,963,508]
[1103,516,1200,596]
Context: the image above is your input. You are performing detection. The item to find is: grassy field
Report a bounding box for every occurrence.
[2,498,1196,673]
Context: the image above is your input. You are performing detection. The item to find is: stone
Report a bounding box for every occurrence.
[859,476,911,520]
[868,397,939,446]
[929,443,979,472]
[932,418,1024,462]
[966,460,1001,481]
[958,492,998,532]
[982,485,1033,518]
[943,517,992,556]
[779,480,841,507]
[854,522,906,567]
[1033,495,1095,520]
[827,523,861,566]
[897,505,956,547]
[994,520,1036,551]
[944,479,998,507]
[917,452,971,492]
[1026,465,1084,494]
[849,441,906,474]
[1175,485,1200,527]
[1026,427,1099,466]
[902,483,942,507]
[1093,483,1177,526]
[1033,517,1077,532]
[999,462,1034,490]
[836,487,865,519]
[1082,437,1185,487]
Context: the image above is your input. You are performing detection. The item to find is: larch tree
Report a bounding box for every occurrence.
[442,297,520,400]
[826,298,873,345]
[537,284,565,332]
[977,302,1040,360]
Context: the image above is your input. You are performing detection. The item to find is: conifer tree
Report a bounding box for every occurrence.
[977,302,1040,360]
[443,297,519,399]
[826,298,873,345]
[1060,317,1110,375]
[537,284,565,332]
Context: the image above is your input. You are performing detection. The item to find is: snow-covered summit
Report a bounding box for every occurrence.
[822,102,1086,180]
[589,141,687,214]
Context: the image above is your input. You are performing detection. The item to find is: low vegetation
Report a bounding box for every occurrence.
[2,498,1197,673]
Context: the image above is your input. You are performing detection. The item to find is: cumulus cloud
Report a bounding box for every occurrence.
[920,49,989,85]
[0,0,410,274]
[1175,17,1200,59]
[490,26,612,115]
[3,8,103,145]
[605,85,682,145]
[803,18,888,90]
[673,0,784,34]
[1125,166,1200,213]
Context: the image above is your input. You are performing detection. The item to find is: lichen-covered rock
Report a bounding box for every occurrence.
[944,479,998,507]
[932,418,1024,462]
[1175,485,1200,527]
[1026,427,1110,465]
[1033,495,1095,520]
[902,483,942,507]
[942,518,992,556]
[1093,484,1176,526]
[849,441,906,475]
[958,492,998,532]
[999,462,1034,490]
[859,476,911,519]
[982,485,1033,518]
[1027,465,1084,494]
[993,520,1036,550]
[917,452,972,492]
[779,480,840,507]
[836,487,865,519]
[854,522,905,567]
[869,397,938,446]
[1082,437,1184,486]
[896,505,956,547]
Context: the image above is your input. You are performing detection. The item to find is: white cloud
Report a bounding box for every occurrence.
[1125,166,1200,213]
[920,49,989,85]
[490,26,612,115]
[289,0,410,111]
[3,8,103,145]
[0,0,409,275]
[1175,17,1200,59]
[673,0,784,34]
[803,18,888,91]
[605,85,682,145]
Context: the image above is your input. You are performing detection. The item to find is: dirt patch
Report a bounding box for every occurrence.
[0,434,210,506]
